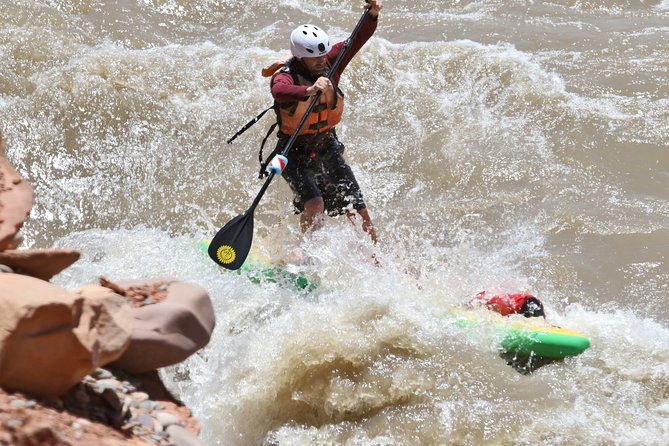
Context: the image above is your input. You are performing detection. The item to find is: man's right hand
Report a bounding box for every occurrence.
[306,77,331,95]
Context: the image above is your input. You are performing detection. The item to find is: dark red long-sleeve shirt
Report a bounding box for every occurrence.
[271,14,378,102]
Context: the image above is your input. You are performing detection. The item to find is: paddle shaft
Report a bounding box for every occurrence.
[247,8,372,215]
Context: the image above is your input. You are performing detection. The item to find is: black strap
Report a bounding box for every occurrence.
[312,103,328,113]
[226,106,274,144]
[331,84,344,110]
[257,122,280,179]
[308,121,330,131]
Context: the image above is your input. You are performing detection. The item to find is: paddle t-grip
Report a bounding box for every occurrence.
[266,155,288,175]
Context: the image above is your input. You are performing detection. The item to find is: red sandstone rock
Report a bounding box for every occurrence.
[103,279,216,374]
[0,275,133,396]
[0,131,34,252]
[0,248,81,281]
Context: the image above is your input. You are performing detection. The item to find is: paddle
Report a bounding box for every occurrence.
[208,7,372,270]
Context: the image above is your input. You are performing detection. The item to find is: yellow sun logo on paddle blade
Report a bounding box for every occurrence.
[216,245,236,264]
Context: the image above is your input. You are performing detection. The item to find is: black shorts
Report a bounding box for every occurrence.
[278,131,366,216]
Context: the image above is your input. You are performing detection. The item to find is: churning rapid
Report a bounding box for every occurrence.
[1,0,668,444]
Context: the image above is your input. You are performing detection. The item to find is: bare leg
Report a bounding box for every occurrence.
[300,196,325,233]
[347,207,377,243]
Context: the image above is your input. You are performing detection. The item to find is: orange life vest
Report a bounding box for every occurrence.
[263,56,344,136]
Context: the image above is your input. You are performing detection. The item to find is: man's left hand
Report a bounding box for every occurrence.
[366,0,383,17]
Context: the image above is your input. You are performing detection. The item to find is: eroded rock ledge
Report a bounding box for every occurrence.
[0,129,214,446]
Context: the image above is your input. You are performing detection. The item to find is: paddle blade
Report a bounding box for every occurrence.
[208,211,254,270]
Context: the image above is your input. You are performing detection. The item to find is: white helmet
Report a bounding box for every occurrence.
[290,24,331,58]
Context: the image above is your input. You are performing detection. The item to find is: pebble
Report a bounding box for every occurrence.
[152,418,164,433]
[137,413,155,429]
[6,419,23,430]
[92,368,114,380]
[121,396,132,418]
[9,398,35,409]
[95,378,121,392]
[151,433,167,443]
[139,399,158,411]
[82,375,97,385]
[59,367,201,445]
[155,411,181,427]
[9,399,27,409]
[166,424,208,446]
[131,391,150,404]
[75,417,92,427]
[100,388,122,411]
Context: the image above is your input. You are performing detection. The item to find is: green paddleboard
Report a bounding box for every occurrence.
[451,308,591,359]
[200,239,590,360]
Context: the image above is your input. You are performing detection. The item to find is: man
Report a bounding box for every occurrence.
[263,0,383,243]
[472,291,546,318]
